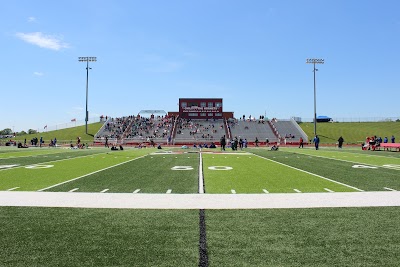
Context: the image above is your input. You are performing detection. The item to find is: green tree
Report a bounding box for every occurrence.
[28,129,38,134]
[0,128,12,135]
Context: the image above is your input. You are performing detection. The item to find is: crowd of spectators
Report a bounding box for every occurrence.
[98,116,135,139]
[175,118,220,140]
[125,115,174,140]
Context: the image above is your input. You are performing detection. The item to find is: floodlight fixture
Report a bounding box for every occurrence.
[78,57,97,134]
[306,58,324,136]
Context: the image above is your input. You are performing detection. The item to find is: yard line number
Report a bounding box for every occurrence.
[171,166,233,171]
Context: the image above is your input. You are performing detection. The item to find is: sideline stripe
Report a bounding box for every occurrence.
[198,209,208,267]
[199,152,204,194]
[37,155,146,191]
[2,191,400,209]
[263,189,269,193]
[384,187,397,191]
[68,188,79,192]
[100,189,109,193]
[254,154,364,192]
[133,189,140,194]
[7,187,19,191]
[324,188,334,192]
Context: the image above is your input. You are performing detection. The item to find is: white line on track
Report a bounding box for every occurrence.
[100,189,109,193]
[253,154,364,192]
[294,189,302,193]
[384,187,397,191]
[263,189,269,193]
[37,155,147,192]
[166,189,172,194]
[68,188,79,192]
[133,189,141,194]
[324,188,334,192]
[231,189,236,194]
[7,187,19,191]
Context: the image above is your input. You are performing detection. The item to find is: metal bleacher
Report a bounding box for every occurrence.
[270,119,308,144]
[123,116,174,145]
[173,119,226,144]
[229,120,278,143]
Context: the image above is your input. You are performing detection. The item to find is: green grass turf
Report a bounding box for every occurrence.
[202,153,357,193]
[250,148,400,191]
[206,207,400,266]
[283,146,400,166]
[299,121,400,144]
[0,207,199,267]
[1,206,399,266]
[0,148,106,167]
[0,149,150,191]
[47,152,200,193]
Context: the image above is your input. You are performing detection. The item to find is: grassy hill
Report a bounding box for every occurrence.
[299,121,400,144]
[12,122,104,145]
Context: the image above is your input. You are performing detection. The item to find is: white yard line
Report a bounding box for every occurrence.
[68,188,79,192]
[0,150,109,172]
[1,191,400,209]
[293,189,302,193]
[7,187,19,191]
[254,154,364,192]
[37,155,146,192]
[199,152,204,194]
[100,189,109,193]
[263,189,269,193]
[291,150,399,171]
[384,187,397,191]
[324,188,334,193]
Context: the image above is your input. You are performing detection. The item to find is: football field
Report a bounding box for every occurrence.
[0,146,399,266]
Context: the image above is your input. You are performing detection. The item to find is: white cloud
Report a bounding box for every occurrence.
[28,17,37,23]
[33,72,44,76]
[15,32,69,51]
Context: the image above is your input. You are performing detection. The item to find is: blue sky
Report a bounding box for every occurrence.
[1,0,400,132]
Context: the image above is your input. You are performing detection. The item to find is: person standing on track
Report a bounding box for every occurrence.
[299,137,304,148]
[338,136,344,149]
[105,136,109,148]
[220,135,226,151]
[313,135,320,150]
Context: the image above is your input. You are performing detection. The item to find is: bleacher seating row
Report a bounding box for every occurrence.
[94,116,308,146]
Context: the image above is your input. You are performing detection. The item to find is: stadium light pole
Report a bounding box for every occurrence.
[306,58,324,136]
[78,57,97,134]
